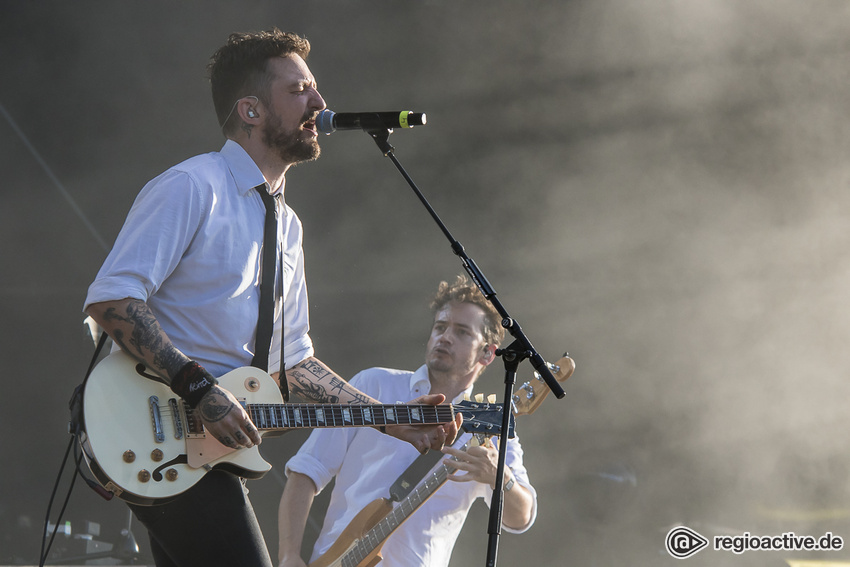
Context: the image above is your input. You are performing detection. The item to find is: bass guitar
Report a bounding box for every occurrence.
[78,351,514,505]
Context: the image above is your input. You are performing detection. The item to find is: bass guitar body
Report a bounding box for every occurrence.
[309,499,394,567]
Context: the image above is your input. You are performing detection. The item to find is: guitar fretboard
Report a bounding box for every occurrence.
[247,403,456,431]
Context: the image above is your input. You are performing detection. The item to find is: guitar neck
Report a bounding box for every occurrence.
[246,403,455,432]
[339,444,471,565]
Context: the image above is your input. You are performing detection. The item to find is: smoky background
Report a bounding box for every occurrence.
[2,1,850,565]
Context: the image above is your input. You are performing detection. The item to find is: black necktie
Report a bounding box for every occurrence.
[252,185,277,373]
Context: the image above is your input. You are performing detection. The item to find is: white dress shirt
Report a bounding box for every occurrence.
[286,365,538,567]
[84,140,313,377]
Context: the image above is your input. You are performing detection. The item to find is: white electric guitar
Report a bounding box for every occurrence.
[78,351,513,506]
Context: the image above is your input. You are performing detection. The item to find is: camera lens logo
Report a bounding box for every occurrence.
[666,526,709,559]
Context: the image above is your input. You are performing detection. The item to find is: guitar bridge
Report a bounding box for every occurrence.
[169,398,184,440]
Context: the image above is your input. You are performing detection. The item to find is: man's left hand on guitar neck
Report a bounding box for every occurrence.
[384,393,463,454]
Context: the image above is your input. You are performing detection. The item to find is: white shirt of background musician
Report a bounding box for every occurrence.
[286,365,537,567]
[84,140,313,377]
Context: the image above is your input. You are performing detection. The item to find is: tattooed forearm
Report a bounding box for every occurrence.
[100,299,187,378]
[287,369,338,403]
[285,361,373,404]
[300,359,334,381]
[124,300,185,375]
[341,387,372,405]
[328,376,347,396]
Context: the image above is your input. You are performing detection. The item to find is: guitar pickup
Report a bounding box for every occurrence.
[148,396,165,443]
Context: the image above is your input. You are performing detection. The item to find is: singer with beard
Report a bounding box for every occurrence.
[83,29,458,567]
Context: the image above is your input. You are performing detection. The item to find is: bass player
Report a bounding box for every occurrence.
[278,276,537,567]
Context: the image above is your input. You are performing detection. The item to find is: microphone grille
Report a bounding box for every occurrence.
[316,109,335,134]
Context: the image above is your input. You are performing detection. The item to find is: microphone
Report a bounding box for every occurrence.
[316,109,426,134]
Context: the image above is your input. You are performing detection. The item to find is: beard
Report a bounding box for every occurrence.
[262,108,321,164]
[426,355,453,374]
[425,346,460,375]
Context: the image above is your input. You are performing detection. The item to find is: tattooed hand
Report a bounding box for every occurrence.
[198,385,262,449]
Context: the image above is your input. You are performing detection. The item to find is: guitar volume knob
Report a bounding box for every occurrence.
[165,468,179,482]
[138,470,151,483]
[123,450,136,463]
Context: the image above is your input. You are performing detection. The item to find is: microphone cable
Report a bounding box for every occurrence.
[38,437,81,567]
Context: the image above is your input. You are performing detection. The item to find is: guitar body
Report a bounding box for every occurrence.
[309,499,393,567]
[80,351,281,505]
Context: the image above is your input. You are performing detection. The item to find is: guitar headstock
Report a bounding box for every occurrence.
[512,354,575,416]
[455,398,515,438]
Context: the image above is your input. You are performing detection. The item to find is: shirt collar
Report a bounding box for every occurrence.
[409,365,474,404]
[220,139,268,196]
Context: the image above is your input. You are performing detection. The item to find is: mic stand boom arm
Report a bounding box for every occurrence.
[364,123,565,399]
[363,122,565,567]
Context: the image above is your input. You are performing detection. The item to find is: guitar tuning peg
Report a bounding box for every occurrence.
[474,393,484,403]
[487,394,496,404]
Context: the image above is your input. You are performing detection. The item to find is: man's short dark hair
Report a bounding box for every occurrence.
[208,28,311,135]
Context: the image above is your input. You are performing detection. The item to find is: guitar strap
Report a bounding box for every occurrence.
[68,330,109,435]
[388,434,461,502]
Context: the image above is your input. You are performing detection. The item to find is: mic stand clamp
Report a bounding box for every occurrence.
[361,114,395,156]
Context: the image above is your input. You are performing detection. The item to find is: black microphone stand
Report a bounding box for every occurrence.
[360,119,566,566]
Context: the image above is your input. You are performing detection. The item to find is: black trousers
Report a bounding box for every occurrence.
[128,470,273,567]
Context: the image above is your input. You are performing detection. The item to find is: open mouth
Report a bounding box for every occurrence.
[302,119,317,135]
[301,114,319,135]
